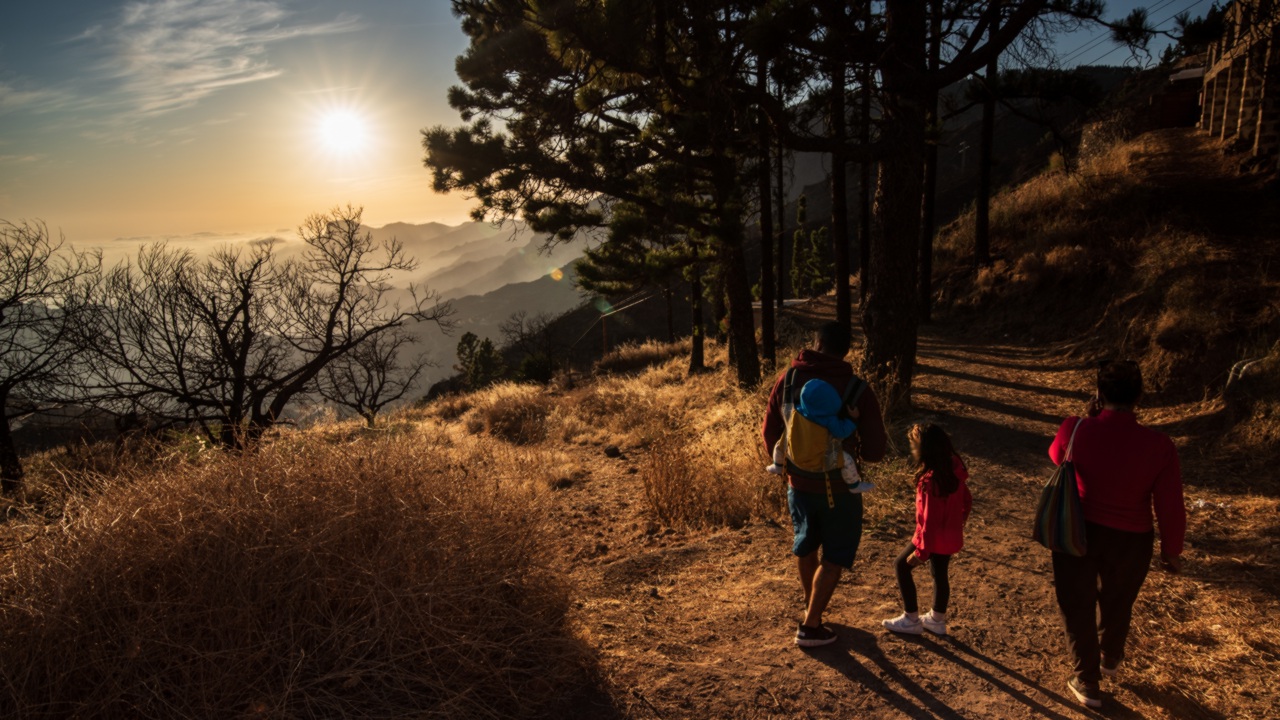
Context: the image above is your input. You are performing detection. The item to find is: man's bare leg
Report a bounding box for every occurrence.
[798,551,820,607]
[802,560,844,628]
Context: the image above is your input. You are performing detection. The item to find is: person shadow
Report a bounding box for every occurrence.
[811,624,1148,719]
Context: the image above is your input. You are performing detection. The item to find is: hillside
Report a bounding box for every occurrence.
[932,127,1280,470]
[1,128,1276,719]
[409,260,588,388]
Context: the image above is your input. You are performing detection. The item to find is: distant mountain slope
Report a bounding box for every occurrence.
[431,238,584,299]
[361,220,584,296]
[412,260,588,386]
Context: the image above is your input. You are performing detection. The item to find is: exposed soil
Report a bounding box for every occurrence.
[546,319,1280,719]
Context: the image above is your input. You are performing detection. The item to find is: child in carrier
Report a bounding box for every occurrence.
[883,423,972,636]
[766,378,874,494]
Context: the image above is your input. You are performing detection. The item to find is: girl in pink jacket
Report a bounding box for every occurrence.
[883,424,972,636]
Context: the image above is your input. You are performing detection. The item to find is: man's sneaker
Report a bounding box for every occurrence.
[1101,655,1122,678]
[1067,676,1102,709]
[795,623,838,648]
[882,613,924,635]
[921,610,947,636]
[847,481,875,494]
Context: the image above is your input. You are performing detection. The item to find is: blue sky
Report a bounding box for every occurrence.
[0,0,1199,243]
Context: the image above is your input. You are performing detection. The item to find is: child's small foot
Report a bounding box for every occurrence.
[921,610,947,636]
[882,613,923,635]
[765,464,785,475]
[846,481,875,494]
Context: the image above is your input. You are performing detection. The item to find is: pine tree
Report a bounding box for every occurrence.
[455,333,504,390]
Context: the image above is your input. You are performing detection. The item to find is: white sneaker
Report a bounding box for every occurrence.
[921,610,947,636]
[847,481,875,494]
[882,613,923,635]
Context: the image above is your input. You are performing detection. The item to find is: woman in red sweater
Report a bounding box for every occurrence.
[1049,360,1186,710]
[883,424,971,636]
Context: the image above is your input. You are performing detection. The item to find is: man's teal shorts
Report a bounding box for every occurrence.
[787,486,863,569]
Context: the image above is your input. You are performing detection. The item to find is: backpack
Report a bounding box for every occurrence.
[780,368,867,508]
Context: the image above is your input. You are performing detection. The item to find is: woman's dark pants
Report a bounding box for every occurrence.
[895,542,951,614]
[1052,522,1154,685]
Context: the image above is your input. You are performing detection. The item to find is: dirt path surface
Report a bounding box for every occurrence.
[550,324,1279,720]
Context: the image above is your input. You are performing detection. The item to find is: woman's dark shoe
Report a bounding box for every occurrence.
[794,623,838,648]
[1101,654,1122,678]
[1067,676,1103,708]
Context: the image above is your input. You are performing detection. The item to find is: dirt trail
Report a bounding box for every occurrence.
[552,323,1278,720]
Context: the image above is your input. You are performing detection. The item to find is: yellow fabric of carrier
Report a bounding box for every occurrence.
[785,412,845,476]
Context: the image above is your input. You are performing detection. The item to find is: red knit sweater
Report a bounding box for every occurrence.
[1049,410,1186,557]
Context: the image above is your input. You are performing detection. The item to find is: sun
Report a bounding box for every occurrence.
[317,109,369,156]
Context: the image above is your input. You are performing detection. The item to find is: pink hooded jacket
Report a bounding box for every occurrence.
[912,455,972,560]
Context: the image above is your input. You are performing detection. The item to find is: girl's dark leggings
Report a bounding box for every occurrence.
[895,542,951,614]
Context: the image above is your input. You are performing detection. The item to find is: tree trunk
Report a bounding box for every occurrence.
[711,278,727,344]
[974,21,999,268]
[919,0,942,323]
[758,63,776,367]
[830,57,851,331]
[664,282,676,343]
[863,0,927,417]
[775,129,787,309]
[715,195,761,388]
[0,412,24,496]
[688,273,705,373]
[858,1,874,304]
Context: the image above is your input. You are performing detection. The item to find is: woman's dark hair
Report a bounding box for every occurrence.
[916,424,960,496]
[1097,359,1143,407]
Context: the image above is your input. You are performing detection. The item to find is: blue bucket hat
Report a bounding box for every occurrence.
[797,379,856,439]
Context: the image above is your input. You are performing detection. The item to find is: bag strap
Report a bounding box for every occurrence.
[782,368,800,406]
[1064,418,1085,463]
[843,376,868,414]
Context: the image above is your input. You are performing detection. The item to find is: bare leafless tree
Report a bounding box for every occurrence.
[316,328,432,427]
[82,206,453,447]
[0,220,100,493]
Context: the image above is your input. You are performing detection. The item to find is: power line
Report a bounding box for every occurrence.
[1057,0,1182,67]
[1080,0,1209,66]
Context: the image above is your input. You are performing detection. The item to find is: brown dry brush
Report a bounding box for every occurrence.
[0,437,586,719]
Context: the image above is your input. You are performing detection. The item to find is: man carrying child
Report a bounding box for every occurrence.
[761,321,887,647]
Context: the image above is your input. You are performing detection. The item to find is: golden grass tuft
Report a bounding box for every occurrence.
[0,432,586,719]
[594,338,692,376]
[462,382,553,445]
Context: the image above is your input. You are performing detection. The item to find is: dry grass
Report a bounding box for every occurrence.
[460,382,553,445]
[935,129,1280,476]
[0,426,587,719]
[424,342,787,531]
[594,339,691,376]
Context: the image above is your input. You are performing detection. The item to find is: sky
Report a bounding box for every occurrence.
[0,0,1197,245]
[0,0,475,244]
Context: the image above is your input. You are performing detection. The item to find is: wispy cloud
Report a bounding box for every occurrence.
[0,82,77,114]
[0,153,45,164]
[106,0,360,115]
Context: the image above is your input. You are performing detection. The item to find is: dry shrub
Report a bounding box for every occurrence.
[19,432,211,513]
[0,436,585,719]
[643,432,762,530]
[1042,244,1090,276]
[465,382,552,445]
[427,393,473,421]
[594,339,691,376]
[581,345,783,529]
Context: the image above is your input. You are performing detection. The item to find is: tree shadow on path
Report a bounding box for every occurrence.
[807,623,966,719]
[911,634,1148,720]
[813,625,1155,720]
